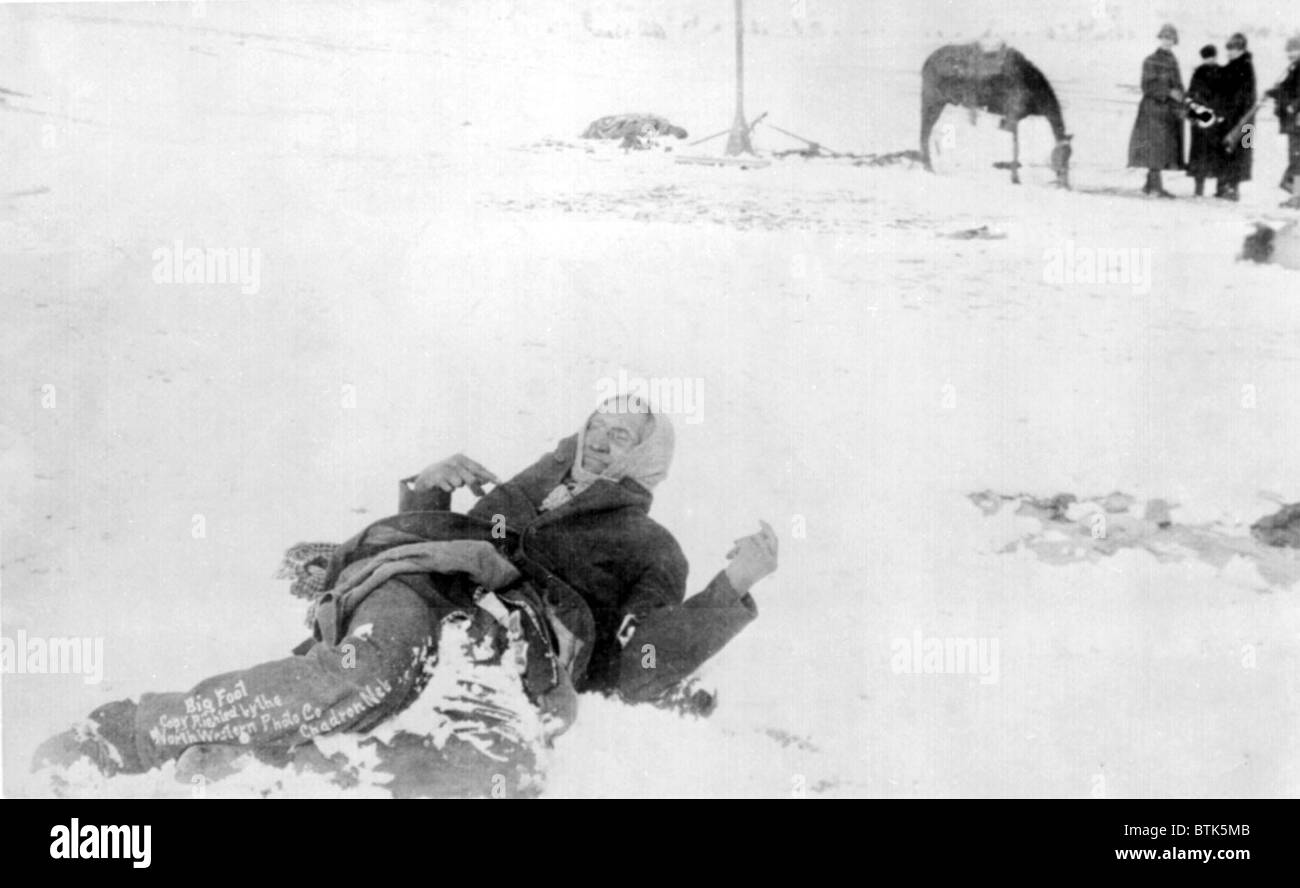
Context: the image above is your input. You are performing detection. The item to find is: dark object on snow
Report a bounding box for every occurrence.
[1015,492,1076,522]
[582,114,688,141]
[968,489,1074,519]
[1241,223,1276,262]
[1251,502,1300,547]
[920,41,1073,187]
[1241,221,1300,267]
[851,149,926,167]
[647,678,717,718]
[773,144,918,163]
[1032,493,1076,521]
[773,144,827,159]
[942,225,1007,240]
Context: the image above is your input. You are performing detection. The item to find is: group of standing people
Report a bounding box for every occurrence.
[1128,25,1300,207]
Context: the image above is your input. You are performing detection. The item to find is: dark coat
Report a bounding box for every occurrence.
[1270,61,1300,135]
[1272,62,1300,192]
[1186,62,1224,179]
[387,435,758,702]
[1129,48,1185,170]
[1218,52,1257,182]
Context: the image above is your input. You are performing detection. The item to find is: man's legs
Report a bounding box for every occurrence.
[1282,133,1300,207]
[1145,169,1174,198]
[35,579,442,775]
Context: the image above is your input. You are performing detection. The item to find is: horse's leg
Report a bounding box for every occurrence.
[1010,121,1021,185]
[920,96,944,171]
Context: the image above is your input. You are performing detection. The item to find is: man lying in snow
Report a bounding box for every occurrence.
[33,396,778,792]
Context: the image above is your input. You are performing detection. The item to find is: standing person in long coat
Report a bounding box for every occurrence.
[1217,33,1258,201]
[1129,23,1186,198]
[1186,45,1224,197]
[1265,35,1300,208]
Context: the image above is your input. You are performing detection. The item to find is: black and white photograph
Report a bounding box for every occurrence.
[3,0,1299,808]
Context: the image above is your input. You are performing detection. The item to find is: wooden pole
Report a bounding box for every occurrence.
[725,0,754,155]
[691,111,767,147]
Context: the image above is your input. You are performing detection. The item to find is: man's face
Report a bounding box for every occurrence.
[1227,46,1243,60]
[582,409,648,473]
[1159,37,1175,51]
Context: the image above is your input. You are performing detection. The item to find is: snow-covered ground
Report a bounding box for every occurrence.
[2,0,1298,797]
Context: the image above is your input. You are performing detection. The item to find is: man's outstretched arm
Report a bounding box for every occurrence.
[616,521,778,703]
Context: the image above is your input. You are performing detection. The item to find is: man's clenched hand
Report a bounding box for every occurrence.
[724,520,779,594]
[413,454,499,497]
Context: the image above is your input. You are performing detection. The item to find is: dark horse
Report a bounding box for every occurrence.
[920,42,1073,187]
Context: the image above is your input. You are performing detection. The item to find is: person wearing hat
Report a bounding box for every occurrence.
[1129,23,1186,197]
[1264,35,1300,207]
[1217,33,1257,201]
[1186,44,1225,197]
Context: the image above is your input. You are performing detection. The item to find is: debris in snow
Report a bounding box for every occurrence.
[850,149,926,168]
[1240,221,1300,269]
[975,490,1300,588]
[1251,502,1300,548]
[968,490,1075,520]
[941,224,1007,240]
[1099,491,1136,514]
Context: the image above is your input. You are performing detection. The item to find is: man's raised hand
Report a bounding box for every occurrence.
[413,454,499,497]
[724,520,779,594]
